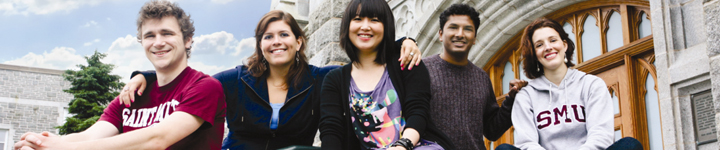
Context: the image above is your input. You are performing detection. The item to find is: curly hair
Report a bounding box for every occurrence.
[519,18,576,79]
[136,0,195,58]
[439,3,480,32]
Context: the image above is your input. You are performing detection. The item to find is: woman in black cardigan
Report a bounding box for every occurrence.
[319,0,453,149]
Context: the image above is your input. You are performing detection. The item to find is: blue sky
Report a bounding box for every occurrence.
[0,0,270,82]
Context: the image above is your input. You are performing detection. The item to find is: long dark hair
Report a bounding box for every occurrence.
[520,18,576,79]
[339,0,396,65]
[247,10,309,89]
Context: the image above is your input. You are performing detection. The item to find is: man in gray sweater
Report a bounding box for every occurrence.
[422,4,526,150]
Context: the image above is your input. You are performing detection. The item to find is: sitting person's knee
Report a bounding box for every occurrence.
[495,143,520,150]
[607,137,643,150]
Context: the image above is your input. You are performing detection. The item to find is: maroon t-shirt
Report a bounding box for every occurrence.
[99,67,226,150]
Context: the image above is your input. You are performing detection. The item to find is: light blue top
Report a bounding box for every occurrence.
[270,103,284,129]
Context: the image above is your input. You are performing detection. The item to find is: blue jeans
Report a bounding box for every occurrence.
[495,137,643,150]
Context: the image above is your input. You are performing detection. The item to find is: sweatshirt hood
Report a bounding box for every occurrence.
[527,68,587,91]
[511,68,615,149]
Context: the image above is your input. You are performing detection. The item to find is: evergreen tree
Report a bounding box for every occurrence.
[56,50,125,135]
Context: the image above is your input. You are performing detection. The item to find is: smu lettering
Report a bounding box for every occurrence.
[122,99,180,128]
[536,104,586,129]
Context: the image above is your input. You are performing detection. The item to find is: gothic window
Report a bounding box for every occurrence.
[502,62,514,94]
[582,15,602,61]
[645,72,662,150]
[606,11,623,51]
[612,90,620,115]
[639,12,652,38]
[517,63,529,81]
[563,22,578,65]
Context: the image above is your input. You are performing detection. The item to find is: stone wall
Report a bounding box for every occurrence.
[0,64,72,149]
[705,0,720,148]
[650,0,719,149]
[305,0,350,66]
[0,67,72,102]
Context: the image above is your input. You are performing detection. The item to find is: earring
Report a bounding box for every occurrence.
[262,58,267,64]
[564,57,568,63]
[295,51,300,66]
[537,64,541,72]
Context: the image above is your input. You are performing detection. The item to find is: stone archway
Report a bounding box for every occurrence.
[400,0,586,67]
[301,0,585,67]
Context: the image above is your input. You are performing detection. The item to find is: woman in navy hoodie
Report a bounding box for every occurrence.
[117,10,422,149]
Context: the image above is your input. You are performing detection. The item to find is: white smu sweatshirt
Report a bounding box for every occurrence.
[511,69,614,150]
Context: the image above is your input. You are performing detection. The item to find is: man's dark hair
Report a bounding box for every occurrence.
[439,4,480,32]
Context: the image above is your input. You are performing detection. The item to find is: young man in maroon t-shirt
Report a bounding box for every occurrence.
[13,1,226,150]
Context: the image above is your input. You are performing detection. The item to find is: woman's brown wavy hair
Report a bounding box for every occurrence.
[520,18,576,79]
[247,10,309,89]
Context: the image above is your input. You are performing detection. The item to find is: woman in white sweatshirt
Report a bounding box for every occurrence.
[495,18,642,150]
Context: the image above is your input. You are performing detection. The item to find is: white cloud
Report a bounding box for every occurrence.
[6,35,152,83]
[81,20,98,28]
[103,35,152,83]
[211,0,233,4]
[186,31,254,59]
[188,32,254,75]
[103,34,240,83]
[0,0,104,16]
[192,31,236,55]
[2,35,146,83]
[188,61,231,76]
[189,32,254,71]
[234,37,255,56]
[84,38,101,46]
[5,32,254,84]
[3,47,86,70]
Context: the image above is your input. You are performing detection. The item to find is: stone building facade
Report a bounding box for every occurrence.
[0,64,73,150]
[276,0,720,149]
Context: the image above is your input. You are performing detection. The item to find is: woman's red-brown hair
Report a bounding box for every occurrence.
[520,18,576,79]
[247,10,309,89]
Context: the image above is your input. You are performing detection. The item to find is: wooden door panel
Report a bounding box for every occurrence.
[592,64,632,139]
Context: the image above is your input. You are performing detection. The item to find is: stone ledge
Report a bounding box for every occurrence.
[670,43,710,84]
[0,96,68,107]
[0,64,65,75]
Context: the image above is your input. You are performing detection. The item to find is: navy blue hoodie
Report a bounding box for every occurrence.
[133,65,337,150]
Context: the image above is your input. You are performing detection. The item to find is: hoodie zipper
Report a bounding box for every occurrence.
[241,78,314,150]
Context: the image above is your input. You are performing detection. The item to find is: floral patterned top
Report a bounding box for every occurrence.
[349,69,405,149]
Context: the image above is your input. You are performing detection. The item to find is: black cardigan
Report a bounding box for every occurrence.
[318,52,455,150]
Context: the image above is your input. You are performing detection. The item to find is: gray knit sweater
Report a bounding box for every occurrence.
[423,54,514,150]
